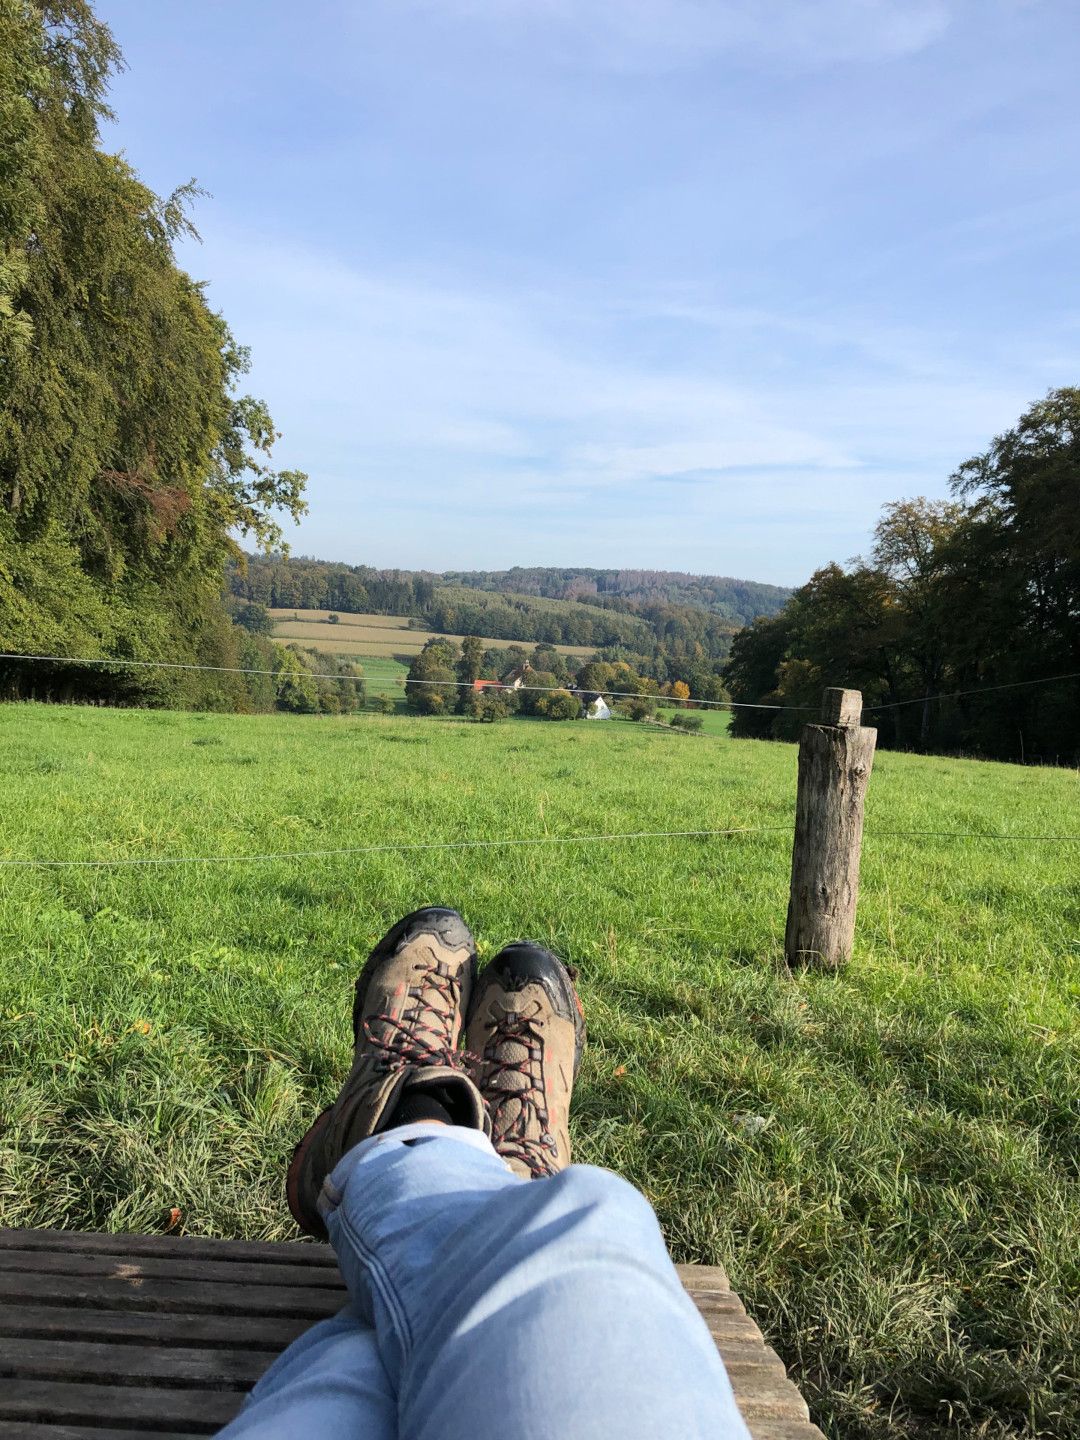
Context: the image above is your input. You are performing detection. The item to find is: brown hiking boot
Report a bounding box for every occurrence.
[464,941,586,1180]
[287,906,489,1238]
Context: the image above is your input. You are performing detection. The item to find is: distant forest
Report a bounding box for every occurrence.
[438,567,791,626]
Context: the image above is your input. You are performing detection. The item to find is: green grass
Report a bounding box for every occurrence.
[656,704,733,736]
[352,654,409,706]
[0,704,1077,1439]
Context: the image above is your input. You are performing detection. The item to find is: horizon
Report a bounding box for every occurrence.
[96,0,1079,587]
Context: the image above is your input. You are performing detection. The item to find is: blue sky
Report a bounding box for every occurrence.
[97,0,1079,585]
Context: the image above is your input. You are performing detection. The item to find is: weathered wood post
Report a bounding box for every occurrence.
[785,688,877,970]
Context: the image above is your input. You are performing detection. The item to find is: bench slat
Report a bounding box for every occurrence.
[0,1246,344,1289]
[0,1379,237,1432]
[0,1338,277,1388]
[0,1425,205,1440]
[0,1227,336,1267]
[0,1303,315,1351]
[0,1270,344,1319]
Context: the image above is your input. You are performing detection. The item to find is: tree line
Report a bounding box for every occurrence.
[725,390,1080,765]
[0,0,308,714]
[229,556,740,690]
[419,586,655,650]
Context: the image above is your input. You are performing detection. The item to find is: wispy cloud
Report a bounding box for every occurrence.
[184,224,1039,579]
[395,0,955,70]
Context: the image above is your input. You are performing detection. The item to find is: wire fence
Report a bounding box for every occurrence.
[4,651,1078,717]
[0,651,809,712]
[0,825,1077,870]
[1,650,1077,872]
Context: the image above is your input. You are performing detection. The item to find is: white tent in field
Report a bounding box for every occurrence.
[585,695,612,720]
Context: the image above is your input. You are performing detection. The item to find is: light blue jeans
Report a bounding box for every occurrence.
[220,1124,751,1438]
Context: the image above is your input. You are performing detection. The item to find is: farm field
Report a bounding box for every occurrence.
[0,704,1077,1439]
[268,607,597,662]
[656,703,733,736]
[345,653,408,705]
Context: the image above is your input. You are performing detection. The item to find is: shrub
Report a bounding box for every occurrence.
[615,696,656,722]
[518,671,558,716]
[670,713,704,732]
[234,602,273,635]
[465,690,512,723]
[405,640,460,713]
[536,688,580,721]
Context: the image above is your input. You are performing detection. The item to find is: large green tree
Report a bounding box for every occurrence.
[726,391,1080,763]
[0,0,306,707]
[405,639,459,714]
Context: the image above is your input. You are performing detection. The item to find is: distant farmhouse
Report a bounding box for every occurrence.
[576,690,612,720]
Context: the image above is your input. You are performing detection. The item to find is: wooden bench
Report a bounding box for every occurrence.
[0,1228,823,1439]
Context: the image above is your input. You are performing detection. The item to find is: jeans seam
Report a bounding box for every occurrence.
[337,1205,414,1358]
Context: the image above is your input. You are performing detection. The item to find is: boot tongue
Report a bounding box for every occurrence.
[487,996,541,1093]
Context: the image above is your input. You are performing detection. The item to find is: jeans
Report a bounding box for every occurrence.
[220,1124,751,1439]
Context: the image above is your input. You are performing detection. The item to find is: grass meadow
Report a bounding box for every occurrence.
[0,703,1077,1439]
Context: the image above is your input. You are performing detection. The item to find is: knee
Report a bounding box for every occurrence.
[544,1164,662,1242]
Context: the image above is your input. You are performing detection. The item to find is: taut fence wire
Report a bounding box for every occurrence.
[0,651,810,712]
[0,825,1077,871]
[4,652,1079,717]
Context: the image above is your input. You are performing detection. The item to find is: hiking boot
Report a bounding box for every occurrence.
[464,941,586,1180]
[287,906,489,1238]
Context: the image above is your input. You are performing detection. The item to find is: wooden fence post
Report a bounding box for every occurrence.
[784,688,877,970]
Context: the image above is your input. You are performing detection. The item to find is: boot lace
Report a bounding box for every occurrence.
[363,958,468,1074]
[481,1011,560,1178]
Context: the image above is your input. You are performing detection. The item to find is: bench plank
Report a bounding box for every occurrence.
[0,1338,276,1388]
[0,1426,205,1440]
[0,1246,345,1289]
[0,1379,237,1430]
[0,1270,345,1318]
[0,1228,337,1267]
[0,1303,316,1351]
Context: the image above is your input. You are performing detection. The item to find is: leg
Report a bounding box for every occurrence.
[322,1126,751,1440]
[277,914,749,1438]
[217,1305,395,1440]
[224,906,488,1439]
